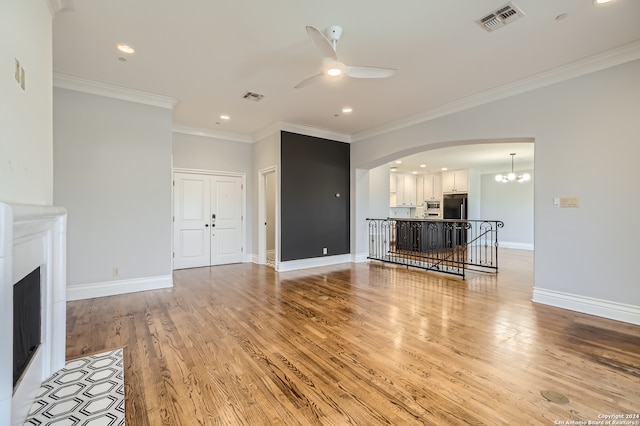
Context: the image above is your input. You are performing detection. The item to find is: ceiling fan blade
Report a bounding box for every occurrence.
[294,72,323,89]
[306,26,338,61]
[346,66,397,79]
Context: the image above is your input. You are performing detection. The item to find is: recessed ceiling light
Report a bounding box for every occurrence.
[116,44,135,54]
[395,160,402,164]
[219,115,230,120]
[342,107,353,113]
[594,0,613,4]
[420,164,426,168]
[390,167,398,172]
[412,171,418,175]
[442,167,448,171]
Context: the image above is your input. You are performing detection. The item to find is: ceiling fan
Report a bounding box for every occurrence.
[294,25,397,89]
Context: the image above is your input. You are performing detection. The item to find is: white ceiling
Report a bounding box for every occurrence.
[52,0,640,145]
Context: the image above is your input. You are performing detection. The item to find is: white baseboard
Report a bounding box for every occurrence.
[67,274,173,301]
[532,288,640,325]
[277,254,351,272]
[352,252,370,263]
[499,241,534,250]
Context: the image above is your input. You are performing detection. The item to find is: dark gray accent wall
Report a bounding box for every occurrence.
[281,131,350,261]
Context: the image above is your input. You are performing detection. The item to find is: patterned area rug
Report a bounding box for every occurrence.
[24,349,125,426]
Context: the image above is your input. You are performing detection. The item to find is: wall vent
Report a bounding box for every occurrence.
[242,91,265,102]
[476,2,524,32]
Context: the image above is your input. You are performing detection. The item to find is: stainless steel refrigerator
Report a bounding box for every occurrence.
[443,194,467,220]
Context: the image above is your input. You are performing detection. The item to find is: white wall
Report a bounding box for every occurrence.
[173,131,252,172]
[0,1,53,205]
[251,132,280,258]
[53,88,173,294]
[480,170,534,249]
[368,165,391,219]
[172,131,253,256]
[351,59,640,324]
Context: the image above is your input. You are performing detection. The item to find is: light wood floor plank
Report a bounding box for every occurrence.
[65,249,640,425]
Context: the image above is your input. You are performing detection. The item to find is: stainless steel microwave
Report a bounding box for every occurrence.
[425,201,441,210]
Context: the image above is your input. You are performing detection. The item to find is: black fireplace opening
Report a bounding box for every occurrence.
[13,266,42,389]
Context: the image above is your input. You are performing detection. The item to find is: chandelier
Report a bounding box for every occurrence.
[495,153,531,183]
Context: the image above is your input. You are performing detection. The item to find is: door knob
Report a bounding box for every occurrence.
[211,224,215,227]
[205,224,209,227]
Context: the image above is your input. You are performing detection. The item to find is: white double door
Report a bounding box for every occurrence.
[173,172,244,269]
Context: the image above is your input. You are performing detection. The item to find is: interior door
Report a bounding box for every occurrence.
[173,173,211,269]
[210,175,244,265]
[173,173,243,269]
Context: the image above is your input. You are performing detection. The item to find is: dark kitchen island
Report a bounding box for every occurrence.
[394,219,467,252]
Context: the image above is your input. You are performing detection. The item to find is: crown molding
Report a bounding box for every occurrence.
[252,121,351,143]
[172,125,253,143]
[352,40,640,142]
[53,73,178,109]
[251,122,282,143]
[280,122,351,143]
[46,0,74,17]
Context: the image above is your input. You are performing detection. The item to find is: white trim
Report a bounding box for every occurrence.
[280,122,351,143]
[532,288,640,326]
[258,166,278,267]
[351,40,640,142]
[46,0,74,17]
[67,275,173,301]
[352,253,370,263]
[253,121,351,144]
[172,167,245,178]
[499,241,534,251]
[53,73,178,109]
[277,254,351,272]
[173,125,252,144]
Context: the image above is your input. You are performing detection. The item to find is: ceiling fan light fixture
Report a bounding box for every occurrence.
[326,67,342,77]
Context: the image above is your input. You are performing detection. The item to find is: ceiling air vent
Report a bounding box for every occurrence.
[476,2,524,32]
[242,91,265,102]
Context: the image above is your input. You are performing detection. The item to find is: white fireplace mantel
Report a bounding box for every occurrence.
[0,202,67,426]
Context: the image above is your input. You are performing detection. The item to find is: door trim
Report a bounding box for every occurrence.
[258,166,278,267]
[172,168,247,269]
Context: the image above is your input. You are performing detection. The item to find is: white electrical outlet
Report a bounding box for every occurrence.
[322,247,328,255]
[112,267,120,277]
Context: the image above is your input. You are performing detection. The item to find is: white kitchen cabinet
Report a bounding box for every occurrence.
[392,174,417,206]
[422,173,442,201]
[416,175,424,206]
[442,169,468,193]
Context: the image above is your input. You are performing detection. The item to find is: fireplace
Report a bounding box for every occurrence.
[13,267,42,389]
[0,202,67,426]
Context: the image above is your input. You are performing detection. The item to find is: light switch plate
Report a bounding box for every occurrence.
[560,197,579,208]
[15,58,21,83]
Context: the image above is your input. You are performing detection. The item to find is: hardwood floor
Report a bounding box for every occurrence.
[65,250,640,425]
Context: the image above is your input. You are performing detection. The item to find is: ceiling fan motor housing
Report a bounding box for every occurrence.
[327,25,343,41]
